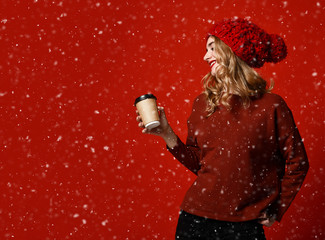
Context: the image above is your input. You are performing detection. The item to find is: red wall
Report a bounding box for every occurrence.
[0,0,324,239]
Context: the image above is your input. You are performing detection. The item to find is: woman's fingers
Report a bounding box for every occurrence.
[258,212,267,219]
[257,212,276,227]
[259,219,274,227]
[136,115,142,122]
[142,128,149,134]
[158,106,168,124]
[158,106,165,115]
[259,219,268,226]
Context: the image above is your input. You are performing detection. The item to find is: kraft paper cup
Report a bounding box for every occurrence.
[135,94,160,130]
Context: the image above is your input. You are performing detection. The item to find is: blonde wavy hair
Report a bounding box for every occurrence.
[202,36,273,117]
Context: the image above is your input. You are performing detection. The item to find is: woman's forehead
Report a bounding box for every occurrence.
[206,36,215,47]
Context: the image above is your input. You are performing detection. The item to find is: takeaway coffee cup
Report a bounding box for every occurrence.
[134,93,160,130]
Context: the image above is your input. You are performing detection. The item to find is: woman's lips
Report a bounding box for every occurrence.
[209,60,216,68]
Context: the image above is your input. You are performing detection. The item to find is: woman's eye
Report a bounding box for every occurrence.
[211,48,214,51]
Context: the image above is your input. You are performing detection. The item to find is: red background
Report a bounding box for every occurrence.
[0,0,324,239]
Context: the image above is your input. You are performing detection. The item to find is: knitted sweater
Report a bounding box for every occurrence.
[167,93,309,222]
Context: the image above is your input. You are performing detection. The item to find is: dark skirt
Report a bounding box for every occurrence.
[175,210,266,240]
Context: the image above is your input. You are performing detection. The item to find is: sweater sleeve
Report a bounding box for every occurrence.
[166,97,202,175]
[270,97,309,222]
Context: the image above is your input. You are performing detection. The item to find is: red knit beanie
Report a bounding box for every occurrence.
[207,18,287,68]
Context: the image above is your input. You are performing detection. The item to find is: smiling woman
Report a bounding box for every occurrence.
[202,35,273,117]
[136,17,309,240]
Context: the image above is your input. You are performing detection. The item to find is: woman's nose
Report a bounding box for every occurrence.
[203,51,210,62]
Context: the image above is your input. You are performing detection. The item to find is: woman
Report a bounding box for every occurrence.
[136,18,309,239]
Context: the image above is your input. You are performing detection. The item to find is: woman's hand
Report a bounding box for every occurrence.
[136,106,178,148]
[136,106,170,138]
[258,212,276,227]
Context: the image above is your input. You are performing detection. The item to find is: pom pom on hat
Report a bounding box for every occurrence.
[268,34,287,63]
[207,18,287,68]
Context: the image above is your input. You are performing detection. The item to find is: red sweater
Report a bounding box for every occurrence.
[167,93,309,222]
